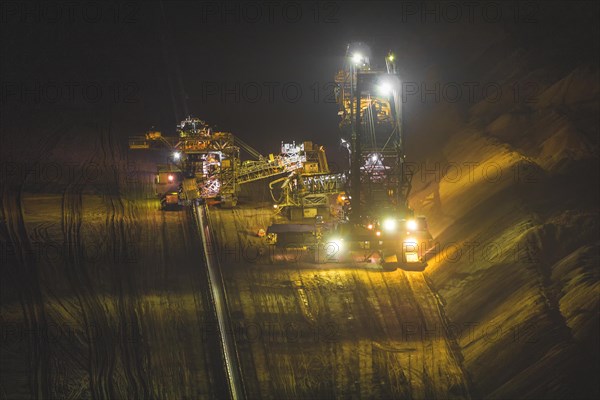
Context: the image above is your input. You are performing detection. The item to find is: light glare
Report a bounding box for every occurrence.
[406,219,418,231]
[377,82,393,96]
[382,218,397,232]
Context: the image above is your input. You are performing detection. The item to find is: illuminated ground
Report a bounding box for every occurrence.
[210,204,471,399]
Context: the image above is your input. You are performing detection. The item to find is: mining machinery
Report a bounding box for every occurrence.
[269,141,345,219]
[265,44,433,269]
[129,43,432,269]
[129,117,330,209]
[329,43,433,269]
[130,117,239,206]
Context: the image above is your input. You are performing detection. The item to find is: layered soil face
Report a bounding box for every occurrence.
[408,48,599,398]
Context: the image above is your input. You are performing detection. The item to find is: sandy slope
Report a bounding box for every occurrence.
[409,62,599,398]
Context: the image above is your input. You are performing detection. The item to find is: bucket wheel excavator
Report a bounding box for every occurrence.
[264,43,433,270]
[329,43,433,270]
[129,117,323,209]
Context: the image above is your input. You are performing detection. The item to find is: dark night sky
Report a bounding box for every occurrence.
[1,1,598,160]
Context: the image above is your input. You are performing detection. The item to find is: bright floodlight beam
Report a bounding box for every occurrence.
[382,218,397,232]
[330,238,343,250]
[406,219,418,231]
[352,52,363,64]
[173,151,181,160]
[377,82,393,96]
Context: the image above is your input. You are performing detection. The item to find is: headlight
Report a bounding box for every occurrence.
[382,218,397,232]
[406,219,418,231]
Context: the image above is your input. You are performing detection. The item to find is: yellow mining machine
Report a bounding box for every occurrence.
[129,117,325,209]
[269,141,345,220]
[330,42,434,270]
[265,44,433,269]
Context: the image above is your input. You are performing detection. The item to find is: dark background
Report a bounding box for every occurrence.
[1,1,598,159]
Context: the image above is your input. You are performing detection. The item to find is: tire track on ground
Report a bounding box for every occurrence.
[99,128,150,399]
[0,123,68,399]
[57,127,121,400]
[61,173,116,400]
[1,185,51,399]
